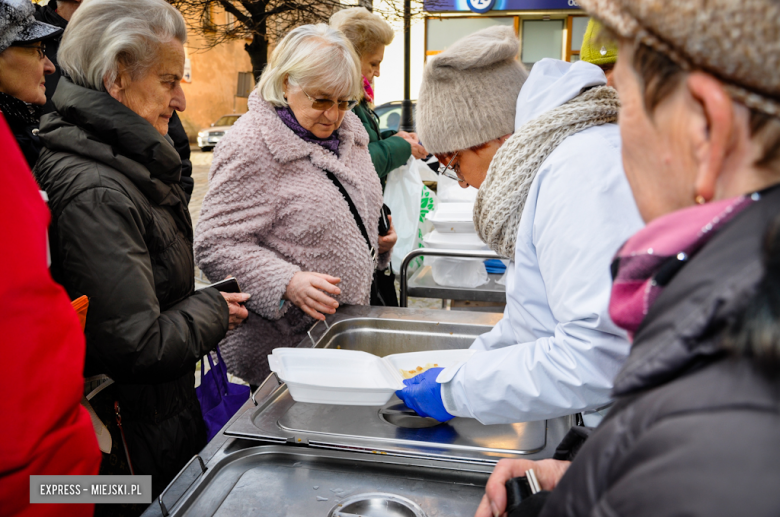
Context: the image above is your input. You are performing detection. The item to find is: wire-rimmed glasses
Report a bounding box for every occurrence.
[437,151,461,181]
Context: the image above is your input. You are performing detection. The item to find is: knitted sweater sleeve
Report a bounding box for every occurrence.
[194,130,300,320]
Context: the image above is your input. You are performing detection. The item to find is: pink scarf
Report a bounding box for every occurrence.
[362,75,374,104]
[609,195,755,339]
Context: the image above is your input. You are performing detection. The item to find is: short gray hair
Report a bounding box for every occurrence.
[58,0,187,92]
[258,24,361,107]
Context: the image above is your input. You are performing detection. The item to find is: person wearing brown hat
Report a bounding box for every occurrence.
[475,1,780,517]
[396,26,643,426]
[0,0,61,168]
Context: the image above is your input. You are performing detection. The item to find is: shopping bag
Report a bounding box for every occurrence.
[384,157,422,272]
[196,347,250,441]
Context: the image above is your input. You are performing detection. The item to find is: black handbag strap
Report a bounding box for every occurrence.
[324,170,377,262]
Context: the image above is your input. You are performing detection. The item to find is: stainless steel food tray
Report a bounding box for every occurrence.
[224,307,573,464]
[157,445,492,517]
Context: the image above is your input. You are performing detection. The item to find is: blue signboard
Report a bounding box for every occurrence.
[425,0,580,12]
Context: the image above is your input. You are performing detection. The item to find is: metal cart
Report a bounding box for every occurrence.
[399,248,507,307]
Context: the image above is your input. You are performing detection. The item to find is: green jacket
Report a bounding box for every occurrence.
[353,101,411,187]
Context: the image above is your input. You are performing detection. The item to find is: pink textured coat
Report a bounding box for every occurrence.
[194,92,387,384]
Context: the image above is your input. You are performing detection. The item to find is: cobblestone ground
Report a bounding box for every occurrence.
[189,148,439,386]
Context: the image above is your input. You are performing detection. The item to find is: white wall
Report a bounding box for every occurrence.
[372,1,426,106]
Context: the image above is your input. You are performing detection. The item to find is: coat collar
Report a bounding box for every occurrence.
[613,185,780,396]
[39,78,183,206]
[250,91,369,188]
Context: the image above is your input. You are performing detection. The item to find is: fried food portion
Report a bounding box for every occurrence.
[400,363,439,379]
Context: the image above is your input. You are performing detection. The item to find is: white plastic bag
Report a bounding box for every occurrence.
[384,157,422,272]
[429,257,489,288]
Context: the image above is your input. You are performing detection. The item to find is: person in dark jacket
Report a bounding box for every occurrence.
[0,0,60,168]
[475,1,780,517]
[330,7,427,187]
[33,0,249,509]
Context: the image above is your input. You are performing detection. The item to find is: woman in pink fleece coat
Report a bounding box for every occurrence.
[194,24,395,385]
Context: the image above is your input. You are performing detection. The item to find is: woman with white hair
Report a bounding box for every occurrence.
[33,0,248,502]
[195,24,395,387]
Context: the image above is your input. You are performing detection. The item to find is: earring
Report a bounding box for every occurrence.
[695,195,706,205]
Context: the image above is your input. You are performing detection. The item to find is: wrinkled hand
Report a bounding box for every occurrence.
[220,292,250,330]
[378,215,397,255]
[409,141,428,159]
[285,271,341,321]
[474,458,571,517]
[395,367,454,422]
[396,132,427,159]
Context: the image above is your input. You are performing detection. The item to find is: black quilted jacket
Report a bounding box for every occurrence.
[34,78,229,498]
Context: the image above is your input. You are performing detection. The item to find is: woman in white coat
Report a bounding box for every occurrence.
[397,26,643,425]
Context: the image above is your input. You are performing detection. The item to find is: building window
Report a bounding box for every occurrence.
[567,16,589,62]
[520,19,563,68]
[426,16,516,57]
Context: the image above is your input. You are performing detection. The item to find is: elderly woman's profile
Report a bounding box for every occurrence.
[33,0,248,503]
[195,24,394,387]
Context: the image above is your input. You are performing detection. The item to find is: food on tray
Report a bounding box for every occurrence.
[400,363,439,379]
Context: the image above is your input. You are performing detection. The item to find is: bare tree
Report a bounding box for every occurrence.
[166,0,433,80]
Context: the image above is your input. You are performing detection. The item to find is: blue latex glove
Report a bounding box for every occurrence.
[395,368,454,422]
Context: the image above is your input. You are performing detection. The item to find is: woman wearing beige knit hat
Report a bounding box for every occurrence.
[476,1,780,517]
[396,25,644,426]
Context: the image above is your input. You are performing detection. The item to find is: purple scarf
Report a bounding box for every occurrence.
[276,107,340,156]
[609,195,756,340]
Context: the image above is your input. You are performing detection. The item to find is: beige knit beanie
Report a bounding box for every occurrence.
[416,26,528,155]
[578,0,780,117]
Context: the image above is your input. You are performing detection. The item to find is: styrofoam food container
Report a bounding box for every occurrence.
[384,349,477,381]
[268,348,476,406]
[422,229,489,250]
[426,203,475,233]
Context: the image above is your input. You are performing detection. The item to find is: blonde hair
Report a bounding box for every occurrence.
[329,7,394,57]
[258,24,361,107]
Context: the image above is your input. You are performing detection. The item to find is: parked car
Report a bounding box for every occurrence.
[373,101,416,132]
[197,114,242,152]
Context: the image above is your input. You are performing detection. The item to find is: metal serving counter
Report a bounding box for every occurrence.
[142,306,572,517]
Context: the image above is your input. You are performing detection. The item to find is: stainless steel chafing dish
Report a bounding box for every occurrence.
[143,306,574,517]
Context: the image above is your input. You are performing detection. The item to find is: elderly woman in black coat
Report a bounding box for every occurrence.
[33,0,248,503]
[476,1,780,517]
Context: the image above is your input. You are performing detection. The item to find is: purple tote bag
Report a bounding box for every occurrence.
[196,347,250,441]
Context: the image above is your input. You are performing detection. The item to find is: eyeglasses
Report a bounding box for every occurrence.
[437,151,461,181]
[12,43,46,60]
[301,88,358,112]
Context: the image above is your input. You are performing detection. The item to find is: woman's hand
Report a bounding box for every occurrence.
[474,459,570,517]
[396,132,428,159]
[378,214,397,255]
[220,292,250,330]
[409,141,428,159]
[285,272,342,321]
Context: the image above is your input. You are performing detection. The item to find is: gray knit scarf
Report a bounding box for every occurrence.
[474,86,620,258]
